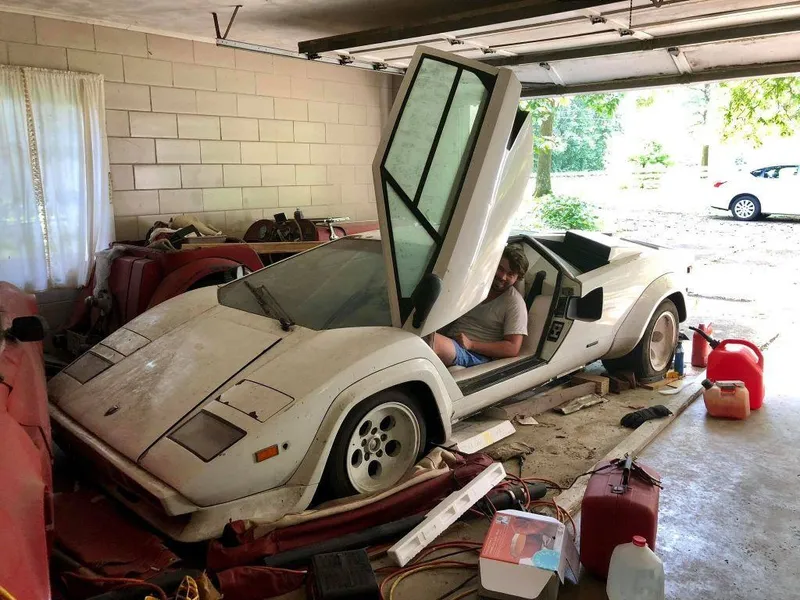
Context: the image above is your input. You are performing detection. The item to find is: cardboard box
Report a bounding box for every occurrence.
[479,510,578,600]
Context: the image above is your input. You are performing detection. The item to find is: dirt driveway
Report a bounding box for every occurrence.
[599,202,800,349]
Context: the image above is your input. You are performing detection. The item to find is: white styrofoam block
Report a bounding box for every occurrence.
[388,462,506,567]
[450,418,516,454]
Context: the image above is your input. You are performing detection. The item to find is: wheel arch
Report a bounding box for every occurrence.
[603,274,687,360]
[286,358,452,489]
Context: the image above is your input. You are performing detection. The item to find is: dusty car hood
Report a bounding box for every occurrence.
[53,305,287,462]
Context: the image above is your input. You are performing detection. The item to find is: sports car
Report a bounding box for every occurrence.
[48,47,689,542]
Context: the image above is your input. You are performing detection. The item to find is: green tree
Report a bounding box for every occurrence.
[522,93,620,197]
[686,83,713,167]
[552,94,621,172]
[720,76,800,145]
[628,140,673,169]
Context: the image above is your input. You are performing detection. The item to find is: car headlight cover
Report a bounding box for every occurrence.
[168,411,246,461]
[64,352,113,384]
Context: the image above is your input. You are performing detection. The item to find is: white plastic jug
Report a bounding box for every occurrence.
[606,536,665,600]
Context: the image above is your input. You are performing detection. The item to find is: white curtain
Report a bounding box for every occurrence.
[0,66,112,292]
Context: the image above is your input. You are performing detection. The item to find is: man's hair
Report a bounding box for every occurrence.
[503,244,529,278]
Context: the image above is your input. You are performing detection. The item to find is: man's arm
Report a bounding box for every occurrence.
[455,333,524,359]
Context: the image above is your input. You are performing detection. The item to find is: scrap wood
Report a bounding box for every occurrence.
[619,371,637,388]
[554,394,607,415]
[514,415,540,426]
[640,372,682,391]
[489,381,596,420]
[572,373,610,396]
[608,376,632,394]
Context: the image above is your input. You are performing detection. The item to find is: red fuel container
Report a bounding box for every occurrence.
[691,323,713,367]
[580,458,661,580]
[707,339,764,410]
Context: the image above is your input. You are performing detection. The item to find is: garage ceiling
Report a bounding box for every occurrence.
[0,0,489,51]
[297,0,800,95]
[4,0,800,94]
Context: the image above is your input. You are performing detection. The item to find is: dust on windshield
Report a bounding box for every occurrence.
[217,238,391,330]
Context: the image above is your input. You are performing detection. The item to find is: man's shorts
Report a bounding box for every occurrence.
[452,341,490,368]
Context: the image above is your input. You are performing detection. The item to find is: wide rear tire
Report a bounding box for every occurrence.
[322,389,427,499]
[602,299,679,382]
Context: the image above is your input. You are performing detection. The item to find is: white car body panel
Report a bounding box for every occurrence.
[47,47,691,542]
[711,165,800,216]
[375,46,532,336]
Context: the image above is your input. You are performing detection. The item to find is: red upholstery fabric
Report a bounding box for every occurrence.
[0,283,52,600]
[207,453,493,571]
[54,490,180,578]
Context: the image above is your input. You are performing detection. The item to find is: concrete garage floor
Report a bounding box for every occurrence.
[557,332,799,600]
[385,333,796,600]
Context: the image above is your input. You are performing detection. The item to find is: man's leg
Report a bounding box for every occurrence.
[432,333,457,366]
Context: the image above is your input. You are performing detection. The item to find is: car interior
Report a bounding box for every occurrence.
[446,236,561,384]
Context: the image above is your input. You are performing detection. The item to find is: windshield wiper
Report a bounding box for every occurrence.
[243,281,295,332]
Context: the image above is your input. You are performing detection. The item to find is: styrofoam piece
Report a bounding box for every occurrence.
[449,417,516,454]
[388,462,507,567]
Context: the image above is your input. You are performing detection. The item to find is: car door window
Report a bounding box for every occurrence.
[381,56,493,319]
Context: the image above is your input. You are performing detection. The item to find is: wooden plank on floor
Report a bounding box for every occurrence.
[554,374,705,516]
[572,373,610,396]
[487,381,598,420]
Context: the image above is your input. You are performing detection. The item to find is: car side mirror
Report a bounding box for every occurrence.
[4,315,48,342]
[567,287,603,322]
[410,274,442,329]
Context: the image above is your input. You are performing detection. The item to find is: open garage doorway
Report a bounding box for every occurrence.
[512,74,800,350]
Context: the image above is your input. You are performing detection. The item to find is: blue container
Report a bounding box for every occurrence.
[673,342,685,376]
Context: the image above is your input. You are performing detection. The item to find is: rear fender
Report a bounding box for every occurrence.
[287,358,453,487]
[604,274,686,360]
[147,258,242,308]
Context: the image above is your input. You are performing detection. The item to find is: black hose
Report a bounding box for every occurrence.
[688,326,720,348]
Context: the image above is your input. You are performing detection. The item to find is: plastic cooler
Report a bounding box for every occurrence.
[579,458,661,579]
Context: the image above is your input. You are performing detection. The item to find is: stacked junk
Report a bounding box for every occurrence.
[44,325,763,600]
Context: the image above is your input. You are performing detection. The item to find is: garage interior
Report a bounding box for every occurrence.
[1,0,800,599]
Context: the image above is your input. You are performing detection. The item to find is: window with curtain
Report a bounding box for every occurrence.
[0,66,112,292]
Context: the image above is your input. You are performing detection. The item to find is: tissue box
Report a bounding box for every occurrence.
[479,510,577,600]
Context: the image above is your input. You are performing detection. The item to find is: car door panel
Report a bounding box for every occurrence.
[373,46,531,336]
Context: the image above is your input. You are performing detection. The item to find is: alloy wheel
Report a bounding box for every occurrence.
[649,311,678,372]
[345,401,421,494]
[734,198,756,219]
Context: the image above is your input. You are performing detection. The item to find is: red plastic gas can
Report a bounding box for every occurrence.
[707,339,764,410]
[579,458,661,580]
[691,323,713,367]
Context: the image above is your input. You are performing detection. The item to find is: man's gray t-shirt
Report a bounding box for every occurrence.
[445,287,528,344]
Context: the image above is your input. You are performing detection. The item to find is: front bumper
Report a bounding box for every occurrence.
[50,404,314,542]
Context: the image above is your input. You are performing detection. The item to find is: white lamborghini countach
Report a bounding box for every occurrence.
[48,47,688,542]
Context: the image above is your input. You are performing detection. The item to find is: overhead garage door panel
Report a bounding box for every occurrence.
[500,64,554,85]
[488,30,623,58]
[683,33,800,71]
[298,0,800,94]
[546,50,677,85]
[632,0,800,32]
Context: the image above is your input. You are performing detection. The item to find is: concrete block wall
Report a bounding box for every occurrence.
[0,11,396,239]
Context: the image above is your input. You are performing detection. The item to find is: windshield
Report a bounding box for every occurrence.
[218,238,391,330]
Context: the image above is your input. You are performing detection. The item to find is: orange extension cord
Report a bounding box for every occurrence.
[372,474,578,600]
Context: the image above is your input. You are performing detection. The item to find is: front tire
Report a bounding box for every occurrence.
[603,299,679,382]
[731,195,761,221]
[322,389,427,498]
